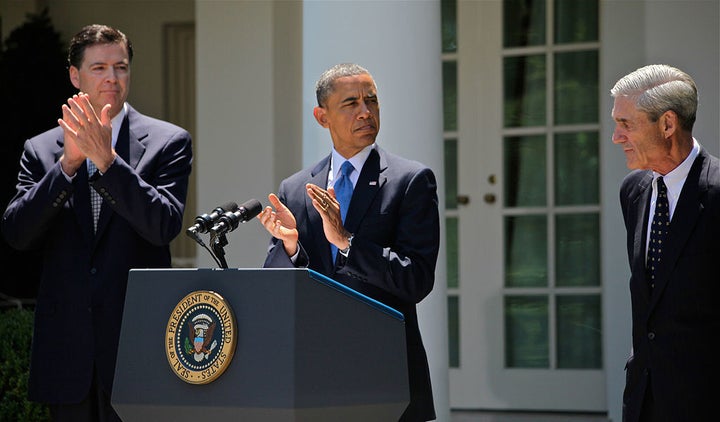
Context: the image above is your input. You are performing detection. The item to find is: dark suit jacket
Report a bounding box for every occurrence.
[2,104,193,404]
[263,146,439,421]
[619,147,720,422]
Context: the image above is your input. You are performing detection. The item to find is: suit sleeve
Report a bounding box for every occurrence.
[2,138,75,250]
[90,128,193,246]
[338,166,440,304]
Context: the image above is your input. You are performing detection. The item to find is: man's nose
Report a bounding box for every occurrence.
[358,101,372,118]
[105,69,118,81]
[611,128,624,144]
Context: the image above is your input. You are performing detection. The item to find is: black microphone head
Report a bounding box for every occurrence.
[239,199,263,219]
[221,201,239,212]
[188,201,240,235]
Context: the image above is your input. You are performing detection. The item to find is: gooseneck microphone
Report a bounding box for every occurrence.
[210,199,263,237]
[186,201,239,236]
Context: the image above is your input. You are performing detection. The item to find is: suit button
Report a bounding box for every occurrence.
[648,332,655,340]
[90,268,97,275]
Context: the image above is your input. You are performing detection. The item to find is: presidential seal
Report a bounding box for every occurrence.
[165,290,237,384]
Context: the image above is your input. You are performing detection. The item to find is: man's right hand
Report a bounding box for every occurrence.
[257,193,299,256]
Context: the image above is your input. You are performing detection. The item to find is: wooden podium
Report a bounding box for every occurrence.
[112,268,409,421]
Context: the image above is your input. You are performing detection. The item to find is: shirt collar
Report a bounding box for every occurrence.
[330,143,375,184]
[110,103,127,148]
[652,137,700,202]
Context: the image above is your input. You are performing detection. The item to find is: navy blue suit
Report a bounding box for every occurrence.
[2,104,192,404]
[619,147,720,421]
[263,146,439,421]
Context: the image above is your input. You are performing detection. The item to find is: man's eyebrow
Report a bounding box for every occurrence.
[341,92,377,103]
[341,95,359,104]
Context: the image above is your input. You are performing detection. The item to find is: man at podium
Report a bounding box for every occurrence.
[257,63,440,422]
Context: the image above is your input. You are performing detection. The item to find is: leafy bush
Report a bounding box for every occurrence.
[0,308,50,422]
[1,8,75,299]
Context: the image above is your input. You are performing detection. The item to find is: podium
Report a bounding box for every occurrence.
[112,268,409,421]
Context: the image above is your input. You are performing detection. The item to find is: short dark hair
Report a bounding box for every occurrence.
[315,63,373,107]
[67,24,133,69]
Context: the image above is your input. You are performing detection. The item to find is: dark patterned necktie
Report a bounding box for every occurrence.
[331,161,354,262]
[87,160,102,232]
[647,176,669,289]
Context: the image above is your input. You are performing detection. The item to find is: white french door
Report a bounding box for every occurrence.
[445,0,605,411]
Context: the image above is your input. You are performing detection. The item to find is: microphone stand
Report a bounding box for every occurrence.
[210,232,229,269]
[187,229,224,268]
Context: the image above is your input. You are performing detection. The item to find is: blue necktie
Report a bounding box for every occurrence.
[331,161,354,262]
[647,176,669,289]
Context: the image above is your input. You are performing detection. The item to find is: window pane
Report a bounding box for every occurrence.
[504,55,546,127]
[556,213,600,287]
[554,131,599,205]
[554,50,598,125]
[504,0,546,47]
[557,295,602,368]
[504,135,546,207]
[443,61,458,131]
[446,216,459,289]
[445,139,458,209]
[441,0,457,53]
[554,0,599,44]
[505,295,549,368]
[448,296,460,367]
[505,215,547,287]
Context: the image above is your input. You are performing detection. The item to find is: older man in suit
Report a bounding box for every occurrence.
[257,63,439,422]
[2,24,192,421]
[611,64,720,422]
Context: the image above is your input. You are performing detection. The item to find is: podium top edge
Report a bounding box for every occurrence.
[127,268,405,321]
[306,269,404,321]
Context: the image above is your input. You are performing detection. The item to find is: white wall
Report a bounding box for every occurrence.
[195,1,284,269]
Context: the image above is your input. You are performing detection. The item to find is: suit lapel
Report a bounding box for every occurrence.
[631,173,653,283]
[95,107,147,237]
[344,148,384,233]
[649,152,707,305]
[72,161,95,243]
[623,171,654,310]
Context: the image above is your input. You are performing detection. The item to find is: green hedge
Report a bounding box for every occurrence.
[0,308,50,422]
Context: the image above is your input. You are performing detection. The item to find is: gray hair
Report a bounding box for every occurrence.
[315,63,374,107]
[610,64,697,132]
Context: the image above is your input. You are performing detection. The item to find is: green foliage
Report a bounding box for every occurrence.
[0,10,75,420]
[0,308,50,422]
[1,7,74,299]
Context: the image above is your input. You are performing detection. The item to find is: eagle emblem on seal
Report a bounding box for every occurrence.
[184,313,218,362]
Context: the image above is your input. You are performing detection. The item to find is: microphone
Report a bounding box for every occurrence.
[186,201,239,236]
[210,199,263,237]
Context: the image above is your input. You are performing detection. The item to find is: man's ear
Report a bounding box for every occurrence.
[313,106,329,128]
[69,66,81,90]
[660,110,678,137]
